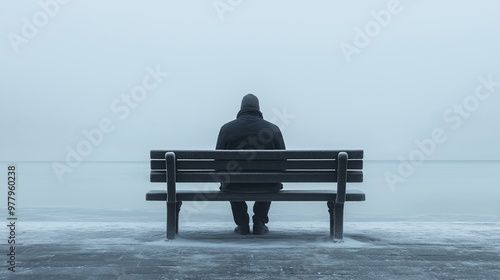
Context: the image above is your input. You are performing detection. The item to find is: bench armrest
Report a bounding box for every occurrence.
[166,152,176,203]
[335,152,348,204]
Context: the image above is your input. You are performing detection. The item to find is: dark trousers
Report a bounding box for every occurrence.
[230,201,271,226]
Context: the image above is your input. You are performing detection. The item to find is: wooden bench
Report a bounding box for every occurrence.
[147,150,365,241]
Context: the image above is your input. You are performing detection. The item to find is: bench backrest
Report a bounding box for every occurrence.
[150,150,363,184]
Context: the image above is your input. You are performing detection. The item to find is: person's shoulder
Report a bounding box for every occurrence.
[262,119,282,132]
[220,118,238,130]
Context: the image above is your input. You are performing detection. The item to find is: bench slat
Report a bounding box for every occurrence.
[146,190,366,202]
[150,171,363,183]
[150,159,363,171]
[150,150,364,160]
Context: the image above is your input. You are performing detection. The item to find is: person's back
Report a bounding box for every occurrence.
[216,94,285,234]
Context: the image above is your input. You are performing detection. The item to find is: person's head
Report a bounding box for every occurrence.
[240,93,260,111]
[237,94,263,118]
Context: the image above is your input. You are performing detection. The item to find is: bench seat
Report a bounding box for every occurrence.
[146,189,366,201]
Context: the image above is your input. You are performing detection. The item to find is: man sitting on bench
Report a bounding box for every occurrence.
[216,94,286,235]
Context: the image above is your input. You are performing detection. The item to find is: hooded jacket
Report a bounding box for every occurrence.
[216,94,286,193]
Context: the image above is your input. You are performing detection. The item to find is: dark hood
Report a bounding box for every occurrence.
[237,94,263,118]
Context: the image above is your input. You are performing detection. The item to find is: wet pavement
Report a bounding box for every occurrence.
[4,209,500,279]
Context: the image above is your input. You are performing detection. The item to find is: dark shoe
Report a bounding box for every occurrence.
[234,225,250,235]
[253,222,269,235]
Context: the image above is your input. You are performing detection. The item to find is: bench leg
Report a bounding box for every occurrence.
[166,202,177,240]
[327,201,344,242]
[176,201,182,234]
[327,201,334,238]
[334,203,344,242]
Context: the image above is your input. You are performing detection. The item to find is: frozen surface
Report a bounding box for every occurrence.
[2,208,500,279]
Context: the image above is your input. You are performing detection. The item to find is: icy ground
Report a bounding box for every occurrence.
[3,208,500,280]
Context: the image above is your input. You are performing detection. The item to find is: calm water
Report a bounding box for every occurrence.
[1,161,499,219]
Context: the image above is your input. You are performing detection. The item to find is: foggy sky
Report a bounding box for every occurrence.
[1,0,500,162]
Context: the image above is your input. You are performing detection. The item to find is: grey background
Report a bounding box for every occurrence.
[0,0,499,217]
